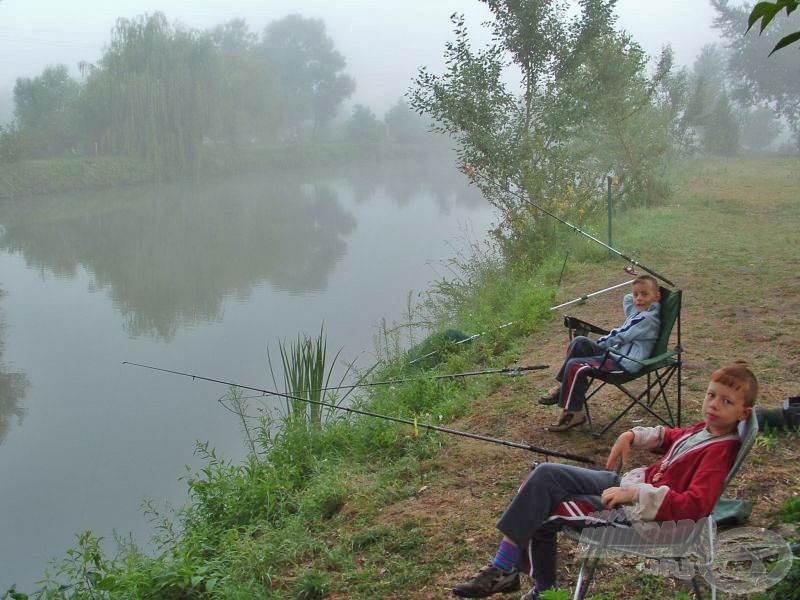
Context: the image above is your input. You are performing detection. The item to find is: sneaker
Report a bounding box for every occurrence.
[452,564,520,597]
[538,385,561,405]
[546,411,587,432]
[519,589,539,600]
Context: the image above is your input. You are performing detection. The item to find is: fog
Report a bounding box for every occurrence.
[1,0,798,592]
[1,0,722,122]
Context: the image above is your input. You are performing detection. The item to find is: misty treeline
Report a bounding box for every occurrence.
[0,13,431,174]
[409,0,798,262]
[1,2,797,182]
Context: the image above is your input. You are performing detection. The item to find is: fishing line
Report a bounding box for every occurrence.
[408,322,515,365]
[124,361,594,464]
[229,363,549,402]
[223,365,550,410]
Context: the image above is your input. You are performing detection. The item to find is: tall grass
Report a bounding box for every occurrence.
[267,325,354,426]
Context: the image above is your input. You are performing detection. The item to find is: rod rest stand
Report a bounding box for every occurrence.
[563,315,610,339]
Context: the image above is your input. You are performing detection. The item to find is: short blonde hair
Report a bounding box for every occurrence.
[710,363,759,407]
[633,274,659,293]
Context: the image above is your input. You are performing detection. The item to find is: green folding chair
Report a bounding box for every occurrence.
[563,286,682,435]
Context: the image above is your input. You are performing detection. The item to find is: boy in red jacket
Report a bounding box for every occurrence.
[453,363,757,599]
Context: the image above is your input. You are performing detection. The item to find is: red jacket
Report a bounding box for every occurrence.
[624,422,740,522]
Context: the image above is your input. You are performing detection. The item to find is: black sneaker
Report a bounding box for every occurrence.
[452,564,520,597]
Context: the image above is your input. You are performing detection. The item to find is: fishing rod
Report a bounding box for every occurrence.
[465,167,675,287]
[409,273,635,366]
[408,322,514,365]
[238,363,550,399]
[410,267,636,366]
[123,361,595,464]
[549,279,635,311]
[508,183,674,286]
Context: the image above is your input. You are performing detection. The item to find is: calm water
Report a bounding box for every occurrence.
[0,157,495,590]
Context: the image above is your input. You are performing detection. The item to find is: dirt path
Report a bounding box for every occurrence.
[371,157,800,599]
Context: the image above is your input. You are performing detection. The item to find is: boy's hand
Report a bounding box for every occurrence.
[605,431,634,470]
[601,486,639,509]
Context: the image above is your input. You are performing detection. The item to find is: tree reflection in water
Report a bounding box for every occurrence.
[0,291,28,445]
[0,156,483,343]
[0,174,356,340]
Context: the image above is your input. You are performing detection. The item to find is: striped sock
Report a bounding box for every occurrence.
[491,539,520,574]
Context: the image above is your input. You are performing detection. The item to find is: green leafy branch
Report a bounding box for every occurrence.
[747,1,800,54]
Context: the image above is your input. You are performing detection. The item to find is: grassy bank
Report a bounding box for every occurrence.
[0,155,154,199]
[0,142,448,200]
[8,156,800,599]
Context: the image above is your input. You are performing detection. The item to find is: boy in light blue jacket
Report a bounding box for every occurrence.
[539,275,661,432]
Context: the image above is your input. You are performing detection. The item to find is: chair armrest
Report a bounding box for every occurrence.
[606,346,680,368]
[563,316,610,336]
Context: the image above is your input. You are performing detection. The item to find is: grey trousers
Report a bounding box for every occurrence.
[496,463,619,590]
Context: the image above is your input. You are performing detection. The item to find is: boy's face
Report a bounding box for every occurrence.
[631,280,660,312]
[702,380,751,435]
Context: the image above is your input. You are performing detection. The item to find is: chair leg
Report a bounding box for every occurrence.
[572,556,599,600]
[582,377,608,435]
[707,513,716,600]
[583,401,594,433]
[691,574,705,599]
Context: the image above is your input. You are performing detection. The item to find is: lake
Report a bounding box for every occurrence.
[0,155,496,590]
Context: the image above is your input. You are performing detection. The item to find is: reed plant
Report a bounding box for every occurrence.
[267,325,355,426]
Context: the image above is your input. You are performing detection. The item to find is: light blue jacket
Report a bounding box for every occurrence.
[596,294,661,373]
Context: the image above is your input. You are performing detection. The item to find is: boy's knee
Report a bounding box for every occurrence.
[527,462,564,486]
[567,336,595,356]
[567,336,590,350]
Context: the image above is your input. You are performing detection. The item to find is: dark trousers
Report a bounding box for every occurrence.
[555,336,619,411]
[496,463,619,590]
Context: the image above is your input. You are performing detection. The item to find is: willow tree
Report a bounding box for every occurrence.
[84,13,220,175]
[411,0,677,257]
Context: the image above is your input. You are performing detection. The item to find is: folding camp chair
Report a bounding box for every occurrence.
[565,409,759,600]
[563,286,682,435]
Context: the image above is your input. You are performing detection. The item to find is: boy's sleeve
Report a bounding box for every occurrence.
[625,442,738,522]
[623,293,635,317]
[607,304,660,346]
[630,425,664,450]
[598,294,635,347]
[657,426,689,452]
[632,425,688,453]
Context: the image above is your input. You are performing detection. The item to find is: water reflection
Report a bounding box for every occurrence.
[0,157,484,342]
[0,175,356,340]
[340,155,484,211]
[0,297,28,445]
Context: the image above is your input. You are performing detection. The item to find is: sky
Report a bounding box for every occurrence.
[0,0,727,122]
